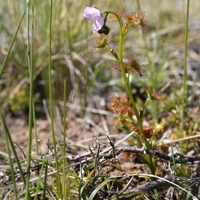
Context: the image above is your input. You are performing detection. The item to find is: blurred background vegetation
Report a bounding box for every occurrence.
[0,0,199,122]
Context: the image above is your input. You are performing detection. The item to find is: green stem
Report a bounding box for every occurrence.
[142,98,150,118]
[30,5,38,157]
[48,0,61,197]
[104,11,143,134]
[42,160,48,199]
[62,79,67,198]
[182,0,190,129]
[0,112,26,185]
[1,113,19,199]
[25,0,32,198]
[0,2,29,79]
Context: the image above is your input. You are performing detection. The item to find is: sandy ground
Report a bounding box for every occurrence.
[0,100,120,157]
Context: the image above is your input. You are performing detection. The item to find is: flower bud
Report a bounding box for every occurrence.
[96,37,107,48]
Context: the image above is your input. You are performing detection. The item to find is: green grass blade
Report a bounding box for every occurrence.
[182,0,190,128]
[25,0,34,198]
[42,160,48,200]
[0,2,29,79]
[33,158,46,200]
[30,2,39,157]
[1,114,19,199]
[0,112,26,185]
[62,79,68,198]
[88,179,115,200]
[48,0,62,198]
[33,102,39,156]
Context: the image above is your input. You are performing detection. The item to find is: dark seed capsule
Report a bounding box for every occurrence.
[98,25,110,35]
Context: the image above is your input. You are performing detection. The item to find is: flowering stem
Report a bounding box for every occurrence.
[104,11,143,135]
[103,10,156,174]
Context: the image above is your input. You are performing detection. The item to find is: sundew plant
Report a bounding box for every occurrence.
[84,6,160,174]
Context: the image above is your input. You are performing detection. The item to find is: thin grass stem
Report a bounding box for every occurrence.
[1,117,19,199]
[182,0,190,128]
[48,0,62,197]
[0,2,29,79]
[42,159,48,199]
[33,158,46,200]
[25,0,34,198]
[30,4,39,157]
[62,79,67,198]
[33,102,39,156]
[0,112,26,185]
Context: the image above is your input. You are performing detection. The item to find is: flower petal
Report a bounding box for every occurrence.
[83,7,101,21]
[84,7,104,33]
[92,16,104,33]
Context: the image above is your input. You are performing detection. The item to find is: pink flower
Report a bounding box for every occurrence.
[84,7,104,33]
